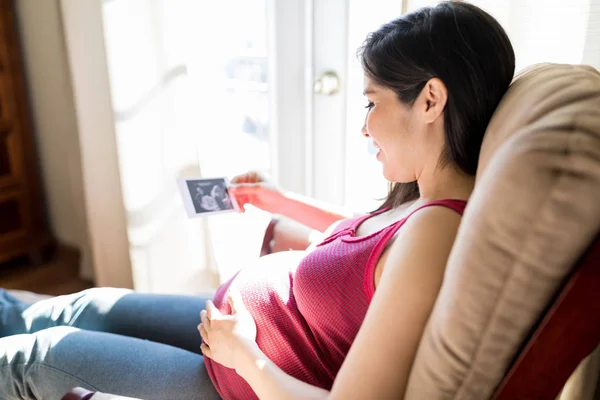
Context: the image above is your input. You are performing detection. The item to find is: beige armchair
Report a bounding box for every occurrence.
[21,63,600,400]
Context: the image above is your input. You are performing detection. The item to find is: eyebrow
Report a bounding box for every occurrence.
[363,88,377,96]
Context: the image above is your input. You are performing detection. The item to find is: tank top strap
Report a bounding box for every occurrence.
[363,198,467,299]
[385,199,467,237]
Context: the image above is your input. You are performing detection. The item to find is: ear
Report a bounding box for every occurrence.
[422,78,448,124]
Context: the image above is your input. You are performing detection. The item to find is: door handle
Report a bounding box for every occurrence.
[313,70,341,96]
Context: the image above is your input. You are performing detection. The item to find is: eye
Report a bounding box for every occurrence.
[364,101,375,109]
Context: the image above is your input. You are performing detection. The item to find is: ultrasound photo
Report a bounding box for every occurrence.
[178,177,238,218]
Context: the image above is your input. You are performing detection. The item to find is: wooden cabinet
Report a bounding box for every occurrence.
[0,0,52,264]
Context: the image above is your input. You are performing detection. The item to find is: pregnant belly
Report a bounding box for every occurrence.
[212,250,307,323]
[210,250,333,388]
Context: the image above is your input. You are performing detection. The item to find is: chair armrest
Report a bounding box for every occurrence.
[260,216,318,256]
[62,388,95,400]
[493,235,600,399]
[260,218,280,257]
[63,388,142,400]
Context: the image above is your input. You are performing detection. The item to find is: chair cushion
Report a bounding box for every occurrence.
[405,64,600,399]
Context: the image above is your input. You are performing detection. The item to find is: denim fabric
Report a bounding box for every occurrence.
[0,288,221,400]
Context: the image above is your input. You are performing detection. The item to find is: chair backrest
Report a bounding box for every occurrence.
[404,63,600,399]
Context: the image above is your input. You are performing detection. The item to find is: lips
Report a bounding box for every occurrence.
[373,142,382,160]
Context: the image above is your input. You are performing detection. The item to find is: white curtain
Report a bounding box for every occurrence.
[101,0,274,293]
[102,0,220,294]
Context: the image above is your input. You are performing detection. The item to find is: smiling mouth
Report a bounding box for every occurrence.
[373,142,383,160]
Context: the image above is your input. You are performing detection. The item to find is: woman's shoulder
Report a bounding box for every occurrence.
[390,203,464,259]
[405,199,465,233]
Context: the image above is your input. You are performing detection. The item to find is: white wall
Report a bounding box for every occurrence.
[14,0,94,279]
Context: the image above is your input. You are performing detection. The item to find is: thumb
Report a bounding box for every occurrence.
[229,184,261,192]
[228,187,249,213]
[227,290,246,315]
[228,186,256,201]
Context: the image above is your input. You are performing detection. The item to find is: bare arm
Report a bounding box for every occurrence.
[273,190,355,231]
[265,216,344,254]
[236,344,330,400]
[230,184,355,232]
[232,206,462,399]
[328,206,461,398]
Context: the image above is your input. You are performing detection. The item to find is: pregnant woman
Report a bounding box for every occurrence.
[0,2,515,399]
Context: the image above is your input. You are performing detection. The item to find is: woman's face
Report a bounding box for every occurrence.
[361,76,427,183]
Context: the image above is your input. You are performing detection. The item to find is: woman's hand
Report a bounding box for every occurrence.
[229,171,284,213]
[230,171,268,185]
[198,291,257,370]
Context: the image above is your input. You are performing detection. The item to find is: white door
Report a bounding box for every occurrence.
[311,0,403,212]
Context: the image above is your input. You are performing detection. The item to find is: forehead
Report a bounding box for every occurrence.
[363,75,389,95]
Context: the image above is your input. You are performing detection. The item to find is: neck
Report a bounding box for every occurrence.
[416,163,474,203]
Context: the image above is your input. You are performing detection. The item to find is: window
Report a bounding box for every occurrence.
[101,0,277,293]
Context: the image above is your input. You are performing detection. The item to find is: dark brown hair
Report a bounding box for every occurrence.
[358,1,515,210]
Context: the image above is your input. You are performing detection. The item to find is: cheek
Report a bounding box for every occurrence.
[380,122,421,181]
[366,109,392,143]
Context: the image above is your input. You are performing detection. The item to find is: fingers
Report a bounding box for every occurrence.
[200,343,212,359]
[228,186,260,214]
[230,174,244,184]
[230,173,250,184]
[200,309,210,328]
[198,323,209,344]
[230,171,263,185]
[228,187,249,213]
[205,301,213,320]
[228,184,261,195]
[229,185,278,210]
[227,290,245,315]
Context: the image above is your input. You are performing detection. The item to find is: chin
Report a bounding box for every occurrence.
[382,168,413,183]
[382,171,402,183]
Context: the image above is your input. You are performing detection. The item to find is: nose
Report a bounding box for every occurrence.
[361,122,369,138]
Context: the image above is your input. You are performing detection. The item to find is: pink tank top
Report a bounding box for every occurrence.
[205,199,467,399]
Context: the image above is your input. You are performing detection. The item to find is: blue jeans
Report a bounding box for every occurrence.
[0,288,222,400]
